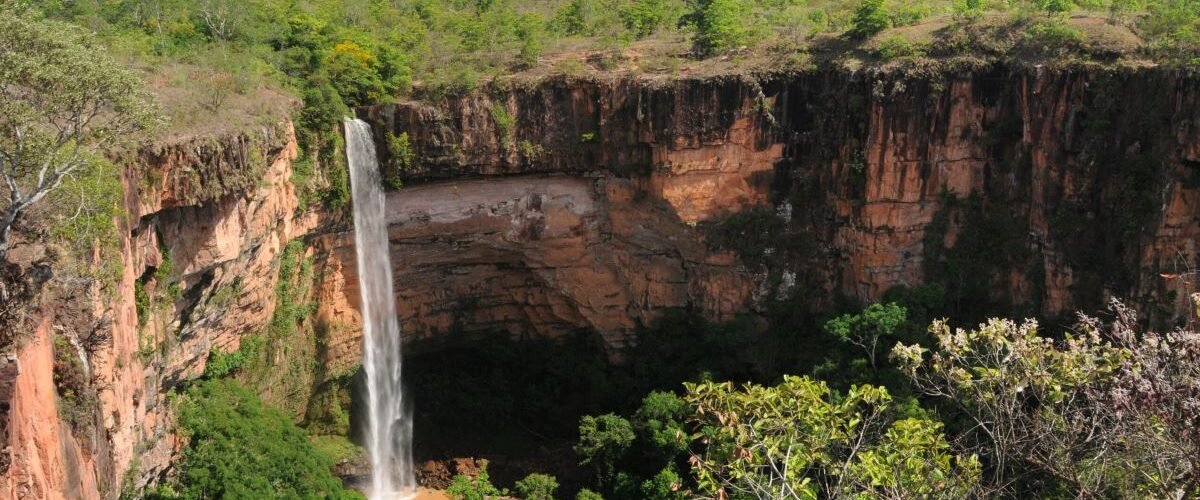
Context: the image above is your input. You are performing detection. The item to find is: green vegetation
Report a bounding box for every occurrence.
[690,0,760,53]
[168,379,360,499]
[0,8,155,289]
[686,376,980,498]
[447,462,506,500]
[575,489,604,500]
[514,473,559,500]
[52,335,99,434]
[851,0,890,38]
[575,414,637,487]
[824,302,907,370]
[385,131,415,190]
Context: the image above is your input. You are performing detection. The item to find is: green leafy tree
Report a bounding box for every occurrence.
[632,391,689,460]
[556,0,591,35]
[173,379,358,499]
[689,0,756,53]
[1041,0,1075,15]
[575,489,604,500]
[824,302,907,370]
[620,0,680,38]
[850,0,889,38]
[575,413,636,486]
[684,375,980,499]
[0,10,156,261]
[514,473,558,500]
[639,467,686,499]
[325,40,386,106]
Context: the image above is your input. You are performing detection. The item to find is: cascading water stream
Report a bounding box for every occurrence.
[345,118,415,499]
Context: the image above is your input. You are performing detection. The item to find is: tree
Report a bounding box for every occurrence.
[575,414,636,486]
[620,0,680,39]
[575,489,604,500]
[689,0,756,53]
[891,317,1126,495]
[0,10,156,261]
[1041,0,1075,15]
[850,0,889,38]
[892,301,1200,497]
[556,0,591,36]
[824,302,907,371]
[632,391,689,460]
[684,376,980,499]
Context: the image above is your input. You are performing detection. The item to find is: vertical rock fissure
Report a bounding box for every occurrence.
[345,118,415,498]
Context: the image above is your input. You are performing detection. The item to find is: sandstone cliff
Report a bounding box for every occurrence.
[336,67,1199,345]
[0,122,325,498]
[1,64,1198,498]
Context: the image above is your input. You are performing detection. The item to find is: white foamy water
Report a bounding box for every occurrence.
[345,118,416,499]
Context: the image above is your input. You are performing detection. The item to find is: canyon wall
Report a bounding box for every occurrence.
[330,66,1200,347]
[1,64,1198,498]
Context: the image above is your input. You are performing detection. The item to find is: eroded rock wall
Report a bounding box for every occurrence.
[3,65,1199,499]
[0,122,325,499]
[352,67,1199,340]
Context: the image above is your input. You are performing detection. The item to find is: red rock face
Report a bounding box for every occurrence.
[0,318,100,500]
[3,67,1199,499]
[312,175,757,353]
[361,69,1200,330]
[0,123,321,499]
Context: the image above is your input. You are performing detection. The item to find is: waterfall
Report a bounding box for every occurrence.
[345,118,415,499]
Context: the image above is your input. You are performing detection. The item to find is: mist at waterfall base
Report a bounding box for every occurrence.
[345,118,416,499]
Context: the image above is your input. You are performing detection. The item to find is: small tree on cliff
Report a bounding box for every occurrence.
[0,10,156,262]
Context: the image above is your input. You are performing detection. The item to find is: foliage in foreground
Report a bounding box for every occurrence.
[893,300,1200,498]
[685,376,980,499]
[168,379,359,499]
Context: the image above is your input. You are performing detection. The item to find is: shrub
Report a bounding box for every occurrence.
[875,35,925,60]
[514,473,559,500]
[1040,0,1075,15]
[556,0,592,35]
[889,1,932,26]
[685,376,980,498]
[386,131,415,190]
[447,462,505,500]
[640,467,685,499]
[489,102,515,145]
[953,0,986,20]
[1024,20,1086,54]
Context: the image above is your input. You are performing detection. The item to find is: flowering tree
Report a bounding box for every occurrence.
[892,300,1200,498]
